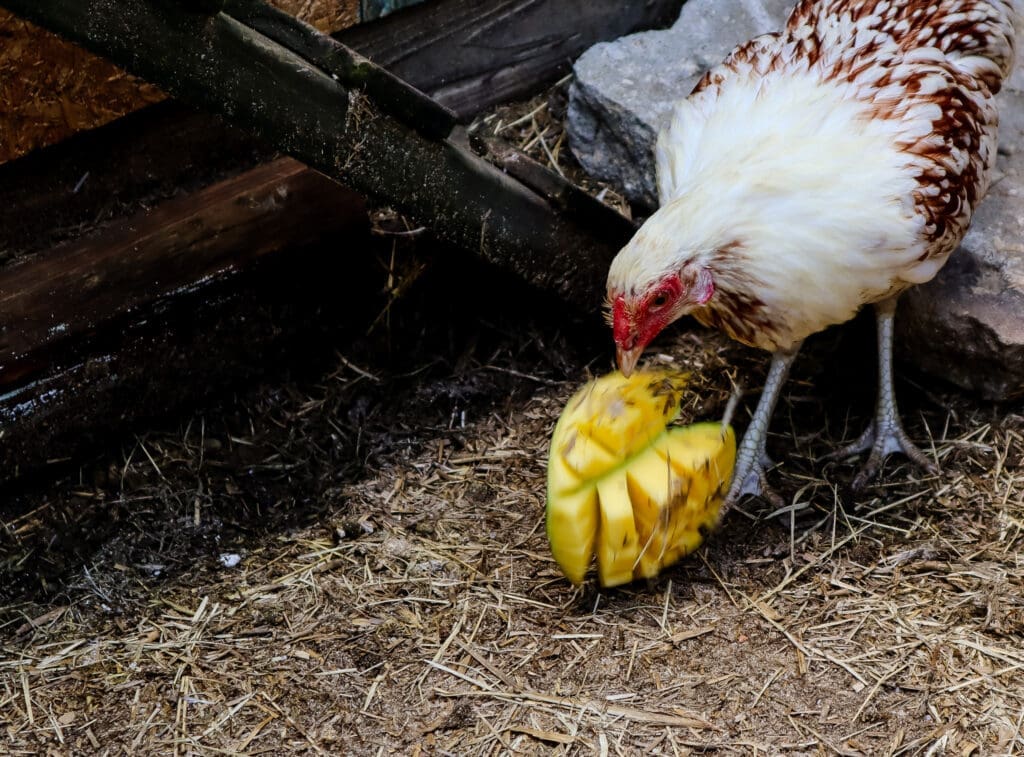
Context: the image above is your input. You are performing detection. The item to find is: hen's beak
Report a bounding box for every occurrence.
[616,344,643,378]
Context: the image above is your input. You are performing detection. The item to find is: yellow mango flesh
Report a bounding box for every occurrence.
[546,371,736,587]
[594,471,641,588]
[544,486,599,585]
[624,445,679,580]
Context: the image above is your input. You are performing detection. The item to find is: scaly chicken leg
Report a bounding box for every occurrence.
[825,297,938,489]
[724,345,802,509]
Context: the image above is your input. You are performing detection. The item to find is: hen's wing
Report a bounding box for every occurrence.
[788,1,1018,263]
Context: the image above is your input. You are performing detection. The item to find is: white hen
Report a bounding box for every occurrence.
[607,0,1019,506]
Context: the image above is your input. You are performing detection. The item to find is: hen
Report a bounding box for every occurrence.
[606,0,1019,508]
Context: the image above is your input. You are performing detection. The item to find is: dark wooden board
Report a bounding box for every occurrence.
[340,0,683,119]
[225,0,457,140]
[0,158,369,482]
[0,158,366,388]
[0,232,375,481]
[0,0,679,268]
[0,0,676,482]
[0,101,273,267]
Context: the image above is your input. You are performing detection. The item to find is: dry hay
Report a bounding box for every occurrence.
[470,75,636,221]
[1,82,1023,757]
[0,268,1022,754]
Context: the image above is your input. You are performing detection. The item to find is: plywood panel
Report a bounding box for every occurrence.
[0,1,360,164]
[0,10,165,163]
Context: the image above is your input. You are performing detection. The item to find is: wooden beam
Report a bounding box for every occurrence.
[2,0,680,267]
[0,101,273,268]
[342,0,683,119]
[0,158,369,479]
[0,0,679,481]
[0,236,373,481]
[224,0,456,139]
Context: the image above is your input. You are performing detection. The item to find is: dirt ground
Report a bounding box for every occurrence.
[3,91,1024,756]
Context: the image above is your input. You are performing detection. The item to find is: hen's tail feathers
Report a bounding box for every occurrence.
[788,0,1021,93]
[940,0,1020,94]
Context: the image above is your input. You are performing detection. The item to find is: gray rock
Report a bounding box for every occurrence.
[567,0,1024,399]
[566,0,792,208]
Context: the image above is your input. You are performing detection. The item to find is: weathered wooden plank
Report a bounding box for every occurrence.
[0,101,273,268]
[341,0,683,118]
[224,0,456,139]
[0,0,676,482]
[0,158,365,387]
[0,0,626,312]
[0,237,372,480]
[470,132,636,245]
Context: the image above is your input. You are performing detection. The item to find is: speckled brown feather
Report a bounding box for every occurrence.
[789,0,1016,259]
[788,0,1017,91]
[690,0,1016,256]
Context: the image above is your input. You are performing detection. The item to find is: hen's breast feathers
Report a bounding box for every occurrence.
[652,0,1019,351]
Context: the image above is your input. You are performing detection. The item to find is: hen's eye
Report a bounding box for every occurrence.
[651,294,668,309]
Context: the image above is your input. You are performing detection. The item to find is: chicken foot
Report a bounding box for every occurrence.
[823,296,938,489]
[723,345,802,512]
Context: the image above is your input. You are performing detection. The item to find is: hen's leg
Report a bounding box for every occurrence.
[724,345,801,511]
[826,296,937,489]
